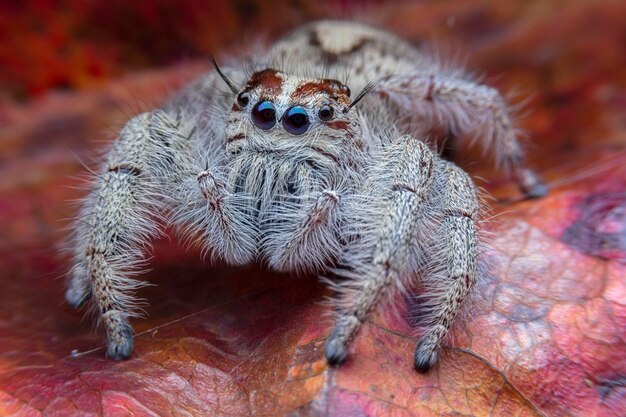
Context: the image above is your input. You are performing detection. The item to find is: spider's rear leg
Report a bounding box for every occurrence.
[377,73,548,198]
[325,137,434,366]
[68,111,182,359]
[413,161,478,372]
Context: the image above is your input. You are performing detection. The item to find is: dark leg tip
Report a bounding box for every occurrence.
[414,339,438,373]
[517,168,548,199]
[106,325,133,360]
[414,357,434,373]
[325,336,348,367]
[65,287,91,309]
[523,181,549,199]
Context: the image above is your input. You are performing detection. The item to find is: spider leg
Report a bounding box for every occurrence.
[325,137,435,366]
[326,136,479,371]
[262,188,344,273]
[412,160,478,372]
[171,163,259,265]
[376,73,547,198]
[67,110,184,359]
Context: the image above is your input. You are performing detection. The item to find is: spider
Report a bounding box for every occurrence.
[66,20,546,372]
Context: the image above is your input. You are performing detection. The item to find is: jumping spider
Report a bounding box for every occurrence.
[66,21,546,372]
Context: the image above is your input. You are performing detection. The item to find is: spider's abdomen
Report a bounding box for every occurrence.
[270,20,424,94]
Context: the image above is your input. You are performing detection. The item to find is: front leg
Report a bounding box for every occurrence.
[67,111,180,359]
[412,161,478,372]
[326,137,435,365]
[171,166,259,264]
[376,73,547,198]
[262,188,344,273]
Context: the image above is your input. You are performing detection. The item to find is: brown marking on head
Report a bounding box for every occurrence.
[231,103,243,112]
[291,79,351,105]
[310,146,340,164]
[326,120,349,131]
[245,69,283,97]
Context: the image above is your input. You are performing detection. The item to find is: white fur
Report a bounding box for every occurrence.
[67,20,543,368]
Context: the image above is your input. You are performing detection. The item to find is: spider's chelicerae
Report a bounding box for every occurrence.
[67,21,546,372]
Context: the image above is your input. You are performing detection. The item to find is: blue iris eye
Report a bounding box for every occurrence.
[282,106,310,135]
[251,101,277,130]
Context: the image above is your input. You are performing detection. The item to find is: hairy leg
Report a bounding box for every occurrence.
[262,189,343,273]
[67,111,178,359]
[413,160,478,372]
[376,73,547,198]
[325,137,435,365]
[171,164,259,264]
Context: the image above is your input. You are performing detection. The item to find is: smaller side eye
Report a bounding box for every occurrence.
[318,105,334,122]
[237,91,250,107]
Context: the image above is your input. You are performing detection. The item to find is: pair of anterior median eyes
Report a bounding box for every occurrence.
[237,91,335,135]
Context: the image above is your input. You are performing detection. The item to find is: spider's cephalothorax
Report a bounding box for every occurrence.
[224,69,362,190]
[219,69,366,272]
[66,20,546,372]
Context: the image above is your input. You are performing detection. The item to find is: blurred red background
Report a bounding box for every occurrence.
[1,0,377,99]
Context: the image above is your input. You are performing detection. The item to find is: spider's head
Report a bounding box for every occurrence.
[223,68,365,155]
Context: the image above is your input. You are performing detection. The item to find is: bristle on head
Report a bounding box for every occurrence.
[345,82,376,113]
[210,56,239,95]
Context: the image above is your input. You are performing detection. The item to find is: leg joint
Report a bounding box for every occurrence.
[108,164,142,176]
[442,208,475,219]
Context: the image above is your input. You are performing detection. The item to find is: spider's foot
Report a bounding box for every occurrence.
[517,168,548,199]
[523,181,549,199]
[65,286,91,309]
[325,330,349,367]
[104,312,133,360]
[414,338,439,373]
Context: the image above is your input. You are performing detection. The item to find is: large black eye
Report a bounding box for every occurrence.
[283,106,310,135]
[251,101,277,130]
[318,105,333,121]
[237,91,250,107]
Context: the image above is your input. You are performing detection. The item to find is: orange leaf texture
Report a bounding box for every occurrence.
[1,1,625,416]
